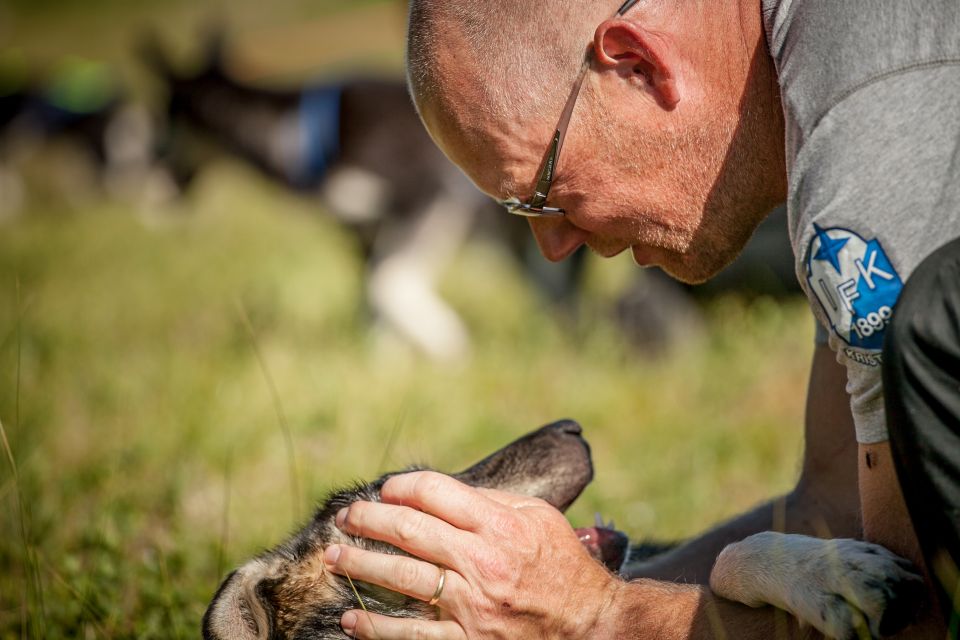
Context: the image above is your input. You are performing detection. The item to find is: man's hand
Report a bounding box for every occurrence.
[322,471,623,640]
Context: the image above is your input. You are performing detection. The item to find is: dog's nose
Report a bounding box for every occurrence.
[547,419,582,436]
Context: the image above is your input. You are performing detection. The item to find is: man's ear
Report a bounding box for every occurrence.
[593,20,680,110]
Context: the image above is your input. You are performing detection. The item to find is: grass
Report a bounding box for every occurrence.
[1,1,813,636]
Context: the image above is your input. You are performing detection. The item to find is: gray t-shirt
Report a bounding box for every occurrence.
[762,0,960,443]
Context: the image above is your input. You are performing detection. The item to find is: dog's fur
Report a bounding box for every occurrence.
[205,421,923,640]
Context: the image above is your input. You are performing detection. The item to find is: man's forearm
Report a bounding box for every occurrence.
[601,579,825,640]
[624,485,860,583]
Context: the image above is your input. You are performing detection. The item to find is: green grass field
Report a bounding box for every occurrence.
[1,2,813,637]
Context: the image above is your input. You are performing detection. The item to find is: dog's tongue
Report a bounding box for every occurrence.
[575,526,629,573]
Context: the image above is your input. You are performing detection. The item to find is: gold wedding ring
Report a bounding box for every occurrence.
[428,566,446,606]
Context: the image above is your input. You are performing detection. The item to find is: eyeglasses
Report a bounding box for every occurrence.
[502,0,641,218]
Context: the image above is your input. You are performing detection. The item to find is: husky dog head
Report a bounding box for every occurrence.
[202,420,623,640]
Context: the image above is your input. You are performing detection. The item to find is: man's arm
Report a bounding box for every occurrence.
[859,441,946,637]
[625,343,861,583]
[597,579,825,639]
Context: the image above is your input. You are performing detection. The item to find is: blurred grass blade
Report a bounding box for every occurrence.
[216,448,234,586]
[40,552,109,638]
[377,404,407,474]
[1,277,46,638]
[236,298,302,522]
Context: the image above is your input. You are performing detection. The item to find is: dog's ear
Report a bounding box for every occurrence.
[136,31,177,81]
[203,559,278,640]
[453,420,594,512]
[199,22,229,74]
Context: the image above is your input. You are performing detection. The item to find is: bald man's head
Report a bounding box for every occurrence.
[406,0,620,123]
[404,0,663,203]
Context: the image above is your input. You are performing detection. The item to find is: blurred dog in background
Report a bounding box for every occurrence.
[139,33,584,362]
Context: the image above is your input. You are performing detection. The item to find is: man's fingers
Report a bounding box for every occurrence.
[341,609,467,640]
[337,500,470,567]
[324,544,464,608]
[379,471,506,531]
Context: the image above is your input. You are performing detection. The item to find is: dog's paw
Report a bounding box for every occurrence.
[711,533,925,639]
[787,538,924,639]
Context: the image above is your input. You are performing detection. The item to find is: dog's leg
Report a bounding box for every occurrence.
[321,165,391,224]
[710,532,925,639]
[366,190,475,362]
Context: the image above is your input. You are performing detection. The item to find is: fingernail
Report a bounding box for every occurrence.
[336,507,348,529]
[341,611,358,633]
[324,544,341,566]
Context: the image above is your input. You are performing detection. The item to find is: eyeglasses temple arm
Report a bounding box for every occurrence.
[531,55,590,205]
[554,56,591,153]
[530,0,638,207]
[556,0,636,150]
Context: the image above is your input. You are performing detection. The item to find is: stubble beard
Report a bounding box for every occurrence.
[587,106,749,283]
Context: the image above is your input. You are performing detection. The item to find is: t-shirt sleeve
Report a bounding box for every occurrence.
[790,65,960,444]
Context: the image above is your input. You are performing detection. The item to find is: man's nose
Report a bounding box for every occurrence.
[528,217,590,262]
